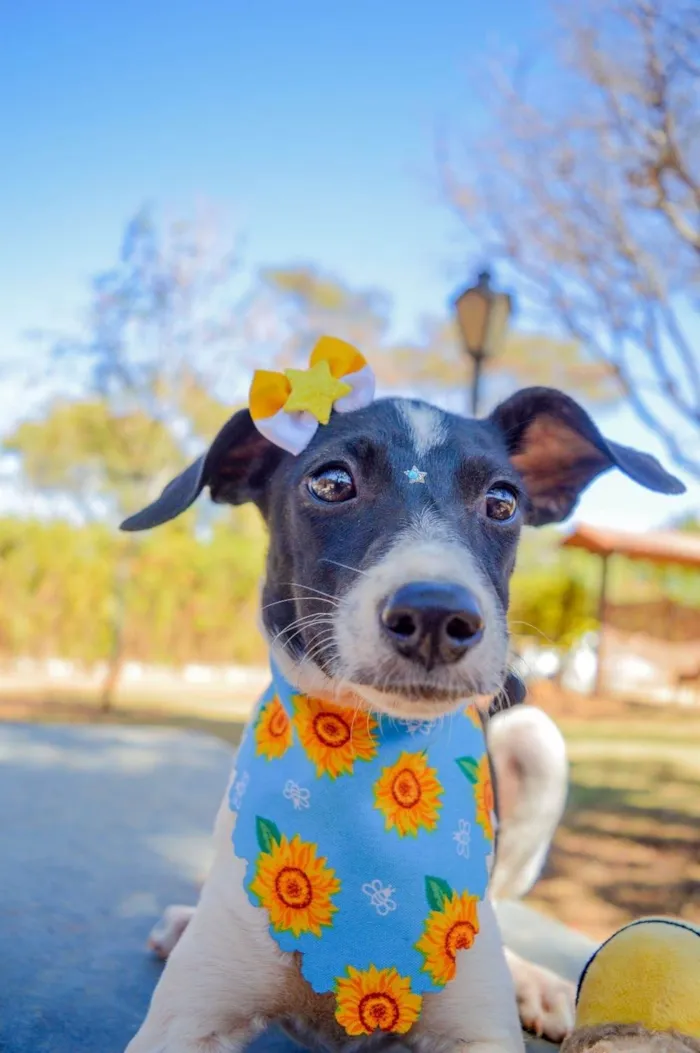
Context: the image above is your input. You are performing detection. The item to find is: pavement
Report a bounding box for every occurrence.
[0,723,595,1052]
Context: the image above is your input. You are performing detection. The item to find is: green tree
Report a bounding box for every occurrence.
[0,517,267,667]
[5,400,181,520]
[509,530,599,651]
[5,205,247,707]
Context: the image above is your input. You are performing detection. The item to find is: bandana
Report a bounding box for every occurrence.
[230,663,496,1039]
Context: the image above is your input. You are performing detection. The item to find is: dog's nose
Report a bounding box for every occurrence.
[380,581,484,669]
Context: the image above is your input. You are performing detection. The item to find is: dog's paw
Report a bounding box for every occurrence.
[512,958,575,1043]
[146,905,195,960]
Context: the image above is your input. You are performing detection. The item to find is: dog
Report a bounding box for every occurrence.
[120,384,684,1053]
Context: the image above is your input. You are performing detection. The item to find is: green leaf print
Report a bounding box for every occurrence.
[255,816,282,854]
[455,756,479,784]
[425,876,454,912]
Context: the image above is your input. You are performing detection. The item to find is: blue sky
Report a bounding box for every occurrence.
[1,0,697,530]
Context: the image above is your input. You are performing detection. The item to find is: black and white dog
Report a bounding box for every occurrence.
[121,387,683,1053]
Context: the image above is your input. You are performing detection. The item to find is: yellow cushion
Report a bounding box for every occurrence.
[576,919,700,1040]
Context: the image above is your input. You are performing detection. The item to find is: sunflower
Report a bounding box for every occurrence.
[374,751,443,837]
[255,695,293,759]
[464,703,483,729]
[416,890,481,986]
[334,965,422,1036]
[250,833,340,937]
[474,754,496,841]
[292,694,378,778]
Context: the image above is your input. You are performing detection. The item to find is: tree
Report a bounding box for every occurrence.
[0,516,267,667]
[5,400,181,521]
[441,0,700,475]
[257,265,392,367]
[4,208,629,699]
[5,206,247,707]
[509,530,599,651]
[255,264,617,411]
[385,316,618,410]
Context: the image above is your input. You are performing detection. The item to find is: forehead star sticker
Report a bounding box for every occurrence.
[404,466,427,484]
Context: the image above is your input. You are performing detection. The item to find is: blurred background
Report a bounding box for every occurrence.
[1,0,698,941]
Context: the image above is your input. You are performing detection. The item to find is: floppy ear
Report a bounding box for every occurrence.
[489,387,685,526]
[120,409,285,531]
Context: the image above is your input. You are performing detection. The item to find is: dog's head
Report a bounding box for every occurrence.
[122,387,683,719]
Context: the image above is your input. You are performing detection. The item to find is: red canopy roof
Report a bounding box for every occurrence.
[562,524,700,569]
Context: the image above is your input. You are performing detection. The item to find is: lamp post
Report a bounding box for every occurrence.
[453,269,513,416]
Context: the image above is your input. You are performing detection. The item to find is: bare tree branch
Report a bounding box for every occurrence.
[441,0,700,479]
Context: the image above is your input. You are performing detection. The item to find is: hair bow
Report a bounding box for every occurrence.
[248,336,376,455]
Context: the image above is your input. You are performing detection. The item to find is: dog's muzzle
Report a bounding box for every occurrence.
[380,581,484,671]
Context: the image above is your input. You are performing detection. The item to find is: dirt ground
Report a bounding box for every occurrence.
[1,680,698,943]
[525,681,700,941]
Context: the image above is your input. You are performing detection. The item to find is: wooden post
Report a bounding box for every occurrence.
[594,553,610,697]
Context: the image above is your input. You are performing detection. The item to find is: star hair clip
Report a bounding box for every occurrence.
[248,336,376,455]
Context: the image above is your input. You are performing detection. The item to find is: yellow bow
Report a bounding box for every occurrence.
[249,336,375,455]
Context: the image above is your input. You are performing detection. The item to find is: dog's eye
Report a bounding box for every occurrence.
[307,466,356,504]
[485,485,518,522]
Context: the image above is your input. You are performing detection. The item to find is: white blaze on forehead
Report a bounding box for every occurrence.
[398,402,448,457]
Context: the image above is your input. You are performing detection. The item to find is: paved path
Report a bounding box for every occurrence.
[0,724,594,1052]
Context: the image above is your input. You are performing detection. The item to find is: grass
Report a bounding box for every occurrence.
[2,684,698,942]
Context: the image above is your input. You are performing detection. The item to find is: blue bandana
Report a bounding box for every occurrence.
[230,663,496,1039]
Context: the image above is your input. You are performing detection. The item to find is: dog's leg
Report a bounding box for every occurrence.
[503,948,575,1043]
[147,905,196,960]
[486,704,575,1043]
[126,797,292,1053]
[412,901,524,1053]
[487,704,568,902]
[126,870,286,1053]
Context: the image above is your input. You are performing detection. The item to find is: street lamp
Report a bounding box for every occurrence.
[453,269,513,416]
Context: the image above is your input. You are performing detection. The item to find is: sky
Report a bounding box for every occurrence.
[1,0,698,531]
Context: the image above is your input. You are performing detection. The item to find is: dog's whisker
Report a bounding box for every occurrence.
[508,620,555,646]
[270,614,335,648]
[277,614,334,648]
[271,617,331,645]
[261,596,336,612]
[302,632,339,667]
[282,581,341,604]
[319,558,368,577]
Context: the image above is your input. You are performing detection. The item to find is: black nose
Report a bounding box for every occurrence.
[380,581,484,670]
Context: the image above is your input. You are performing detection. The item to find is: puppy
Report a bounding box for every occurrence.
[121,387,683,1053]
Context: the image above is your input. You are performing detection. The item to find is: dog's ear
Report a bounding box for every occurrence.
[489,387,685,526]
[120,409,285,531]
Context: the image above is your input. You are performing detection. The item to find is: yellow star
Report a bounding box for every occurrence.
[283,359,352,425]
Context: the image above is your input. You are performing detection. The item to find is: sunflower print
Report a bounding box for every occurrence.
[464,703,482,729]
[334,965,422,1036]
[374,751,443,837]
[455,752,495,841]
[292,694,378,778]
[416,881,481,986]
[250,821,340,937]
[255,695,293,759]
[473,754,496,840]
